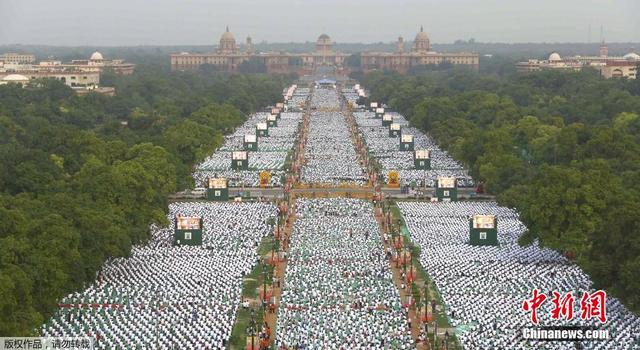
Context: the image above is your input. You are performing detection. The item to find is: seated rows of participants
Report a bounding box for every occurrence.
[397,201,640,350]
[42,201,276,350]
[276,198,414,349]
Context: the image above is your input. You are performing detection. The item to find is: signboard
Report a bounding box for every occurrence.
[389,123,401,137]
[401,134,414,143]
[382,114,393,126]
[208,178,227,189]
[415,150,430,159]
[207,178,229,201]
[257,122,269,137]
[473,215,496,229]
[176,216,201,230]
[232,151,248,160]
[244,134,257,143]
[438,177,456,189]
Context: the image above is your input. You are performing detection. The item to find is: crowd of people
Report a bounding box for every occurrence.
[194,85,307,187]
[344,84,473,188]
[39,80,640,350]
[276,198,414,349]
[398,201,640,349]
[300,88,367,185]
[41,202,277,349]
[287,87,310,110]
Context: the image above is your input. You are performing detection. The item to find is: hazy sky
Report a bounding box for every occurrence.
[1,0,638,46]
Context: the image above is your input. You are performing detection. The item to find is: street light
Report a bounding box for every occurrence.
[425,320,429,344]
[262,264,268,311]
[445,330,450,350]
[246,308,256,350]
[424,285,429,317]
[433,321,438,349]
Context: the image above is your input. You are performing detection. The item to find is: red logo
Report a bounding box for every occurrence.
[522,289,547,325]
[550,291,575,321]
[580,290,607,323]
[523,290,607,325]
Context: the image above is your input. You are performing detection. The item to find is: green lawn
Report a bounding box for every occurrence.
[228,235,276,349]
[388,200,461,349]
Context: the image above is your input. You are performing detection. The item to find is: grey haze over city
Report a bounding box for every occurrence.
[1,0,639,46]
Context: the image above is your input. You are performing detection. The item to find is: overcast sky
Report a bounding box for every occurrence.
[1,0,638,46]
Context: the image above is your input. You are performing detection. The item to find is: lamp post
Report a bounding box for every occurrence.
[445,330,450,350]
[433,321,437,349]
[425,320,429,346]
[424,167,427,199]
[424,285,429,317]
[262,264,268,311]
[246,308,256,350]
[402,252,407,274]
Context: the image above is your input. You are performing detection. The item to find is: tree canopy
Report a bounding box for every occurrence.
[0,67,293,335]
[360,69,640,314]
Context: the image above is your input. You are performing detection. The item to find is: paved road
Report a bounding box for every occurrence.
[171,186,493,201]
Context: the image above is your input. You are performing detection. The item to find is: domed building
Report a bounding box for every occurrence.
[90,51,104,62]
[411,26,431,52]
[170,29,349,74]
[65,51,135,74]
[169,26,477,74]
[517,43,637,79]
[623,51,640,61]
[548,52,562,62]
[361,26,480,73]
[0,74,30,86]
[316,34,333,53]
[1,50,128,93]
[218,27,239,54]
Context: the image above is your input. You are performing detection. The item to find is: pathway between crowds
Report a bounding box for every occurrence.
[262,197,296,348]
[374,206,428,350]
[264,84,427,350]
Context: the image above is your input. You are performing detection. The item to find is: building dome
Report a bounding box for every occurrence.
[90,51,104,61]
[219,26,238,54]
[2,74,29,82]
[220,27,235,41]
[623,52,640,61]
[548,52,562,62]
[415,26,429,41]
[412,25,431,52]
[316,34,333,52]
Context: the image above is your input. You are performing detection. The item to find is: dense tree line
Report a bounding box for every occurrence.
[0,67,294,335]
[358,68,640,314]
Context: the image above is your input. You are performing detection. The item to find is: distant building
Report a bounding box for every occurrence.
[0,69,101,90]
[0,52,36,64]
[0,51,132,94]
[170,27,349,74]
[516,43,639,79]
[0,74,30,86]
[360,26,480,73]
[65,51,136,75]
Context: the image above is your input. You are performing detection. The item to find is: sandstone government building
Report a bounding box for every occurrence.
[170,27,480,74]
